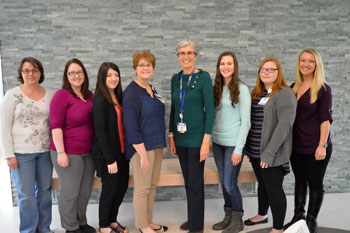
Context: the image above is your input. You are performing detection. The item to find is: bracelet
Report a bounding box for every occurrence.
[57,151,65,155]
[168,134,174,138]
[319,142,327,148]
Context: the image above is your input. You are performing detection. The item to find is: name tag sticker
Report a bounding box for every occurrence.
[258,97,270,105]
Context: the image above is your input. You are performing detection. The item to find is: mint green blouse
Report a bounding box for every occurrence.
[212,84,251,155]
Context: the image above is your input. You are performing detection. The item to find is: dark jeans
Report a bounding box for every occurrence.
[213,143,243,212]
[290,144,332,192]
[250,157,287,230]
[99,159,129,227]
[177,146,205,232]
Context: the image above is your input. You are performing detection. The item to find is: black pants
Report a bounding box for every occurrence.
[290,144,332,192]
[250,157,287,230]
[99,159,130,227]
[177,146,205,232]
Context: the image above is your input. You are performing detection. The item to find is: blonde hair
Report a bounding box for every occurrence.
[293,48,325,104]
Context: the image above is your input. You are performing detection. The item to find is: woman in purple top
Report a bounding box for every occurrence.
[50,58,95,233]
[284,49,332,233]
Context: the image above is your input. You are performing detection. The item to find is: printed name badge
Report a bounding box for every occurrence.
[177,122,187,133]
[258,97,270,105]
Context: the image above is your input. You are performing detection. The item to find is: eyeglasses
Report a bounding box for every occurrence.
[259,68,278,73]
[22,69,39,74]
[137,64,153,68]
[177,51,197,57]
[67,71,84,77]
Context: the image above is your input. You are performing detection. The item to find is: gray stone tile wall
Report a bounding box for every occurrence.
[1,0,349,204]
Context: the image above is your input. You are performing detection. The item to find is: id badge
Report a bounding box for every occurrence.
[258,97,270,105]
[177,122,187,133]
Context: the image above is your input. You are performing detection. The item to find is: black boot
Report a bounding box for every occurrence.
[284,185,307,229]
[306,190,324,233]
[212,206,232,230]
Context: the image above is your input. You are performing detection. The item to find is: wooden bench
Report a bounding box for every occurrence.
[51,157,256,190]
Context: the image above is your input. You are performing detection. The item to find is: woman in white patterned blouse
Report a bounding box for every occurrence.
[0,57,54,233]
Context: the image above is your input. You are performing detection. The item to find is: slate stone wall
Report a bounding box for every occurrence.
[1,0,349,204]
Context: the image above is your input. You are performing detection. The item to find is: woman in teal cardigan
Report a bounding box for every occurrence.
[169,40,214,233]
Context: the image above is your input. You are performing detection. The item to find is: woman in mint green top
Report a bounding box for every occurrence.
[211,51,251,233]
[169,40,214,233]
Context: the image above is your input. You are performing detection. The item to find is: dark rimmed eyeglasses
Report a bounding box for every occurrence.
[22,69,39,74]
[67,72,84,77]
[259,68,278,73]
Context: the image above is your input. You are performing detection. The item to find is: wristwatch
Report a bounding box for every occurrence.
[319,142,328,148]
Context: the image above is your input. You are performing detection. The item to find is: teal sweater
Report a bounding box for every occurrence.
[212,84,251,155]
[169,69,215,147]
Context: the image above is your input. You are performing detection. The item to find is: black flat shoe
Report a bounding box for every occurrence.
[244,218,268,226]
[180,221,189,231]
[80,224,96,233]
[154,225,168,232]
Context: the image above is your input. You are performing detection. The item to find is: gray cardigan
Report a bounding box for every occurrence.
[260,86,297,167]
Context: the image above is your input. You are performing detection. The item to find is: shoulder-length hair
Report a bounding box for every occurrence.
[293,48,325,104]
[62,58,90,100]
[251,57,288,100]
[214,51,240,108]
[94,62,122,105]
[17,57,45,84]
[133,50,156,70]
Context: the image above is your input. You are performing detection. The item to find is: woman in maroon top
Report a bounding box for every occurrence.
[284,49,332,233]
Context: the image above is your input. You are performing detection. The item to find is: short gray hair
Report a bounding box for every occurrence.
[176,40,199,56]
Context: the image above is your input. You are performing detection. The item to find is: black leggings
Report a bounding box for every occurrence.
[290,144,332,192]
[250,157,287,230]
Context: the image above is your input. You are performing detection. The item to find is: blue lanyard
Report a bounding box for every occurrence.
[179,70,194,112]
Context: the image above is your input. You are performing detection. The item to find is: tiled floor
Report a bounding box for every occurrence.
[1,159,349,232]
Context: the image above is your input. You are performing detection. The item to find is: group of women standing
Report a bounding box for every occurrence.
[0,40,332,233]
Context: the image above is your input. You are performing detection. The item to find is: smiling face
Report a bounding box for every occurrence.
[135,58,154,81]
[177,45,197,71]
[259,61,278,90]
[21,62,41,85]
[67,63,85,90]
[299,52,316,78]
[106,68,120,92]
[219,55,235,80]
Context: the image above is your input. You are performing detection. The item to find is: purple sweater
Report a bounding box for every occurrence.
[292,83,332,154]
[50,89,94,154]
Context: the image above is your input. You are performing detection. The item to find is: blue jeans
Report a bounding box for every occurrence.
[11,152,53,233]
[213,143,243,212]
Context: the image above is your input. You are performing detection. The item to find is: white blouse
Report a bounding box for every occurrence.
[0,87,53,159]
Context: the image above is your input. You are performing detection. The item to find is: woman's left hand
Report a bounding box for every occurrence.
[231,153,242,166]
[260,161,269,168]
[200,141,209,162]
[108,161,118,174]
[315,145,326,160]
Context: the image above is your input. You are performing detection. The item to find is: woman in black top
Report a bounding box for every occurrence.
[92,62,129,233]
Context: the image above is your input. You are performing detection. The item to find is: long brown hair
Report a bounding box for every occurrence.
[251,57,288,100]
[62,58,90,100]
[94,62,122,105]
[214,51,240,108]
